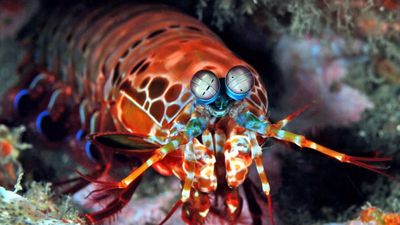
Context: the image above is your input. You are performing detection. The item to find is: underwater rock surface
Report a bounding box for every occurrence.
[0,183,85,225]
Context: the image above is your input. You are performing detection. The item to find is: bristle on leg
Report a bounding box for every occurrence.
[274,102,314,129]
[266,126,393,179]
[159,200,183,225]
[83,175,142,224]
[53,164,110,194]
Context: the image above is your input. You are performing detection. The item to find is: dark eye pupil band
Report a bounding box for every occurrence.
[190,70,220,104]
[225,66,254,100]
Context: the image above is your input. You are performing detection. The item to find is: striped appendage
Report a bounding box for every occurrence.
[258,107,393,178]
[267,126,393,177]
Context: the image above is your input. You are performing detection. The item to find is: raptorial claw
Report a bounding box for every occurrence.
[88,132,161,153]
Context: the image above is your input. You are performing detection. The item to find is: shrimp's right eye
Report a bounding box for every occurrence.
[190,70,220,104]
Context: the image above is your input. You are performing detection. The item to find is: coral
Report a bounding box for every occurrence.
[196,0,275,30]
[282,0,400,84]
[358,206,400,225]
[0,124,31,188]
[274,33,374,132]
[324,204,400,225]
[363,177,400,213]
[0,182,86,225]
[0,124,31,163]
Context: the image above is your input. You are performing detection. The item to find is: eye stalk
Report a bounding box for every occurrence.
[225,66,254,100]
[191,70,220,104]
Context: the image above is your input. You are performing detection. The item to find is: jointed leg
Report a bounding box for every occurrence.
[161,139,214,225]
[119,106,209,187]
[273,103,313,129]
[266,127,393,177]
[159,141,196,225]
[201,129,214,152]
[182,141,196,202]
[119,139,181,188]
[160,134,217,225]
[225,189,243,221]
[181,191,211,225]
[233,104,393,178]
[248,131,275,225]
[82,140,171,224]
[83,106,209,224]
[243,179,262,225]
[85,173,143,224]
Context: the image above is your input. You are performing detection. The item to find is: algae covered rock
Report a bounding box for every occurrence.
[0,182,86,225]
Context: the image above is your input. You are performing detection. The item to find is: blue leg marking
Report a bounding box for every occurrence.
[36,110,50,135]
[13,89,30,112]
[75,129,86,141]
[85,141,100,162]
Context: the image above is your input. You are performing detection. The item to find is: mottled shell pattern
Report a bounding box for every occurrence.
[30,3,268,136]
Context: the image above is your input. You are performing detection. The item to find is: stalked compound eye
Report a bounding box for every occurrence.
[225,66,254,100]
[191,70,220,104]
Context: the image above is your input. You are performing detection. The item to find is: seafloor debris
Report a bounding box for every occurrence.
[325,205,400,225]
[0,124,31,188]
[0,182,86,225]
[357,206,400,225]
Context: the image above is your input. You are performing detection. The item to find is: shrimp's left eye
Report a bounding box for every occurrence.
[225,66,254,100]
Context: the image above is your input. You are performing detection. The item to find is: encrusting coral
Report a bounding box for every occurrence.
[326,204,400,225]
[0,181,86,225]
[0,124,31,188]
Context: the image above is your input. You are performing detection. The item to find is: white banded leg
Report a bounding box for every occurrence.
[201,129,214,152]
[247,131,275,225]
[192,138,217,193]
[248,131,271,195]
[224,134,252,188]
[214,129,226,154]
[181,140,196,202]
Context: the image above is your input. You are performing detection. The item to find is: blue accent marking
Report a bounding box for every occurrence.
[225,85,248,101]
[13,89,30,111]
[185,117,207,139]
[75,129,85,141]
[36,110,50,135]
[85,141,96,162]
[234,111,268,134]
[196,90,220,105]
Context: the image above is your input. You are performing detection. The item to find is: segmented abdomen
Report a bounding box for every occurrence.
[28,2,268,137]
